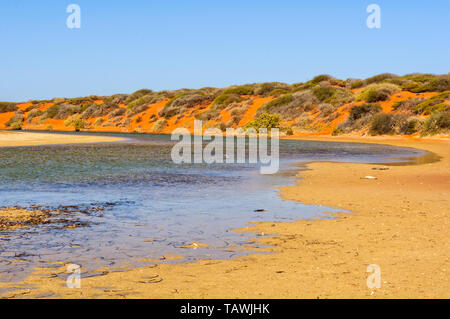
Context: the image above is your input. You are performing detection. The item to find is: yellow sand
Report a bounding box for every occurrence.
[0,136,449,298]
[0,131,122,147]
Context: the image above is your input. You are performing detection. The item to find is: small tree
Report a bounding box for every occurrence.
[245,113,281,131]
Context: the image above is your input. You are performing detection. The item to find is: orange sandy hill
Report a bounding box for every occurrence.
[1,73,449,136]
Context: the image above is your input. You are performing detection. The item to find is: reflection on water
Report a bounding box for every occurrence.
[0,132,430,282]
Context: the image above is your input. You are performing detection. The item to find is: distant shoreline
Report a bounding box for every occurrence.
[0,130,123,147]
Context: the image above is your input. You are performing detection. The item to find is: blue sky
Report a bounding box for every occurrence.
[0,0,449,101]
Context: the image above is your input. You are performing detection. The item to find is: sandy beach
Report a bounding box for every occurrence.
[1,135,448,299]
[0,131,123,147]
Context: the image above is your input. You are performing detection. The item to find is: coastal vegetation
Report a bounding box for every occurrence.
[1,73,449,136]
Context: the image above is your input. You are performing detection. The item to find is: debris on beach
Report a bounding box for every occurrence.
[360,176,378,180]
[178,242,210,249]
[372,167,389,170]
[254,209,267,212]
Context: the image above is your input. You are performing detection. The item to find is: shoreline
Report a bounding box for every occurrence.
[0,135,449,298]
[0,131,124,147]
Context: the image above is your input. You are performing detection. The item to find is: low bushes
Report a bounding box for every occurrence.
[196,93,243,121]
[127,94,163,116]
[349,103,382,121]
[337,103,382,133]
[159,93,214,119]
[245,113,281,130]
[152,119,167,132]
[93,118,105,126]
[124,89,153,104]
[312,85,354,106]
[414,91,450,115]
[104,94,129,104]
[81,103,114,119]
[64,114,86,131]
[108,107,126,118]
[364,73,398,85]
[357,83,400,102]
[392,98,425,113]
[0,102,17,113]
[403,74,450,92]
[27,109,43,123]
[348,79,364,89]
[399,117,423,135]
[6,111,24,129]
[422,112,450,135]
[222,85,254,96]
[41,103,80,120]
[257,90,320,120]
[369,113,395,135]
[213,93,243,107]
[318,103,336,117]
[254,82,290,96]
[42,104,60,119]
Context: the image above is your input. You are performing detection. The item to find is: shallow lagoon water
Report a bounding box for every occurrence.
[0,132,426,282]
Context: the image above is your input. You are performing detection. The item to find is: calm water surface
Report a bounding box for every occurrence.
[0,132,426,282]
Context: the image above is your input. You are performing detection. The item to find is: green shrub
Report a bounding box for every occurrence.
[422,112,450,135]
[213,93,243,107]
[24,104,39,112]
[81,103,112,119]
[399,117,423,135]
[10,121,23,130]
[27,109,43,122]
[267,88,290,96]
[365,73,398,85]
[124,89,153,104]
[245,113,281,130]
[152,118,167,132]
[312,85,335,101]
[218,123,227,132]
[284,127,294,135]
[53,97,66,104]
[64,114,86,131]
[196,93,244,121]
[332,127,345,136]
[104,94,129,104]
[42,104,60,119]
[159,93,214,118]
[54,104,81,119]
[405,74,450,92]
[108,107,126,118]
[295,113,313,130]
[94,118,105,126]
[349,79,364,89]
[392,98,425,113]
[257,90,320,120]
[260,94,293,112]
[357,83,400,102]
[6,111,24,127]
[223,85,254,96]
[349,103,382,121]
[0,102,17,113]
[369,113,395,135]
[254,82,289,96]
[127,94,162,110]
[414,91,450,115]
[310,74,335,84]
[318,103,336,117]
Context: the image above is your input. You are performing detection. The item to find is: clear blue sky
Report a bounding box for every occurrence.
[1,0,449,101]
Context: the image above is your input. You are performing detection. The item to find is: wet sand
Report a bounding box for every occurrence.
[0,131,123,147]
[1,136,449,298]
